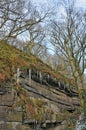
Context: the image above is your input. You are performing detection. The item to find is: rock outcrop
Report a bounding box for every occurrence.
[0,71,80,130]
[0,41,80,130]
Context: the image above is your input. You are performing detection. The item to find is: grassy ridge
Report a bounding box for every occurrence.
[0,40,74,86]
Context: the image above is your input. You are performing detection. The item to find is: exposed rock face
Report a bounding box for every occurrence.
[0,70,80,130]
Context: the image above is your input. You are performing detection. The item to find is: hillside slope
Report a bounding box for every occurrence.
[0,40,74,85]
[0,40,80,130]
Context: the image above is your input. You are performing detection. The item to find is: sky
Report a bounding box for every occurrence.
[32,0,86,8]
[31,0,86,74]
[76,0,86,7]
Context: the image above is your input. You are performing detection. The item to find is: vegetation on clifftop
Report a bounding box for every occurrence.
[0,40,75,87]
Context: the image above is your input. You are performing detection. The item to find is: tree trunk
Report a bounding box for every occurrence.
[75,75,85,108]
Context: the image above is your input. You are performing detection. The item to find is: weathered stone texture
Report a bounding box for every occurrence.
[0,79,80,130]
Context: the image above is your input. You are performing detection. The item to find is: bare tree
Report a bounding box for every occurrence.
[50,0,86,108]
[23,23,46,55]
[0,0,51,59]
[0,0,49,40]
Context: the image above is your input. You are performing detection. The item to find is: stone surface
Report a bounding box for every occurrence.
[0,77,80,130]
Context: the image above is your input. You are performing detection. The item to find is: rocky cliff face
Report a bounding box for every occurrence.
[0,71,80,130]
[0,41,80,130]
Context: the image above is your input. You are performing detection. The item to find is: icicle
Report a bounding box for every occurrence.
[47,74,50,82]
[39,72,42,83]
[16,68,20,84]
[39,72,42,79]
[58,81,61,87]
[54,78,57,82]
[29,69,31,85]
